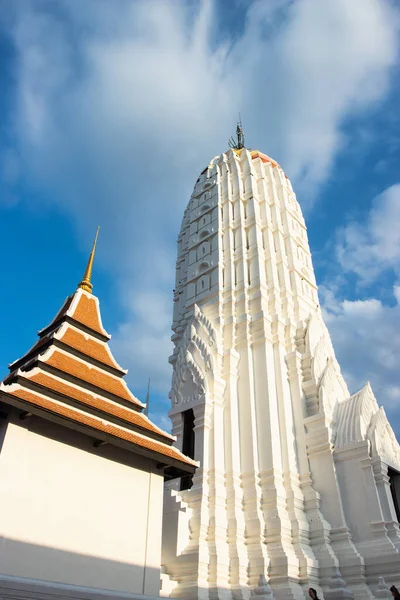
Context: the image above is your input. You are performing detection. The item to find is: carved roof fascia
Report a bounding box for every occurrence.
[169,306,223,408]
[304,310,326,356]
[318,357,349,402]
[172,335,211,395]
[300,309,350,420]
[334,382,379,449]
[367,406,400,470]
[169,350,207,411]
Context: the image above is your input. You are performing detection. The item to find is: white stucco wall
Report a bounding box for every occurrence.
[0,412,163,597]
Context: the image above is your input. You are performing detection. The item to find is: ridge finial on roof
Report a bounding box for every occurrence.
[78,226,100,294]
[144,377,151,417]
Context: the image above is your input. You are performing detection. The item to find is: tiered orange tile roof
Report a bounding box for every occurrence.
[0,239,196,477]
[4,387,183,462]
[59,327,121,371]
[18,370,172,441]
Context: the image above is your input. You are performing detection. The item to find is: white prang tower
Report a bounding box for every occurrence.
[161,125,400,600]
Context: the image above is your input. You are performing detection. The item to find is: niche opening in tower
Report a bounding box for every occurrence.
[388,467,400,522]
[180,408,195,491]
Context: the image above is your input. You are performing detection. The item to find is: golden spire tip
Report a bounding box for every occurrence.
[78,226,100,294]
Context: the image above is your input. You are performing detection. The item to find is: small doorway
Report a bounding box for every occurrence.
[388,467,400,522]
[180,408,195,491]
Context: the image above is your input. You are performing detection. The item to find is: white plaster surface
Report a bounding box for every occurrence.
[0,413,163,597]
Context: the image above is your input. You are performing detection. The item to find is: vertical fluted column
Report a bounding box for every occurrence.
[188,402,213,600]
[286,347,338,585]
[372,459,400,551]
[208,376,233,600]
[223,348,250,599]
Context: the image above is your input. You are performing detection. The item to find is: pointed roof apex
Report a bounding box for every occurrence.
[78,226,100,294]
[352,380,374,401]
[334,380,380,448]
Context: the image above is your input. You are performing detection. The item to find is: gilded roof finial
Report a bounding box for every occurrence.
[78,226,100,294]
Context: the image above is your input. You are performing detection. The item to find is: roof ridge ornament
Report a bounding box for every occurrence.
[228,116,245,151]
[78,226,100,294]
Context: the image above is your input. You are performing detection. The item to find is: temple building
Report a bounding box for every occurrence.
[0,229,196,600]
[162,126,400,600]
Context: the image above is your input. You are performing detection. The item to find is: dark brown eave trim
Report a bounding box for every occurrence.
[10,330,125,379]
[9,336,54,372]
[13,374,174,445]
[37,295,74,339]
[39,315,110,343]
[0,392,196,478]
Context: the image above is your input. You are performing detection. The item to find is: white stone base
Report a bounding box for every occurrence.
[0,574,164,600]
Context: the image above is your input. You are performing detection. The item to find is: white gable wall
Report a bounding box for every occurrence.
[0,410,163,597]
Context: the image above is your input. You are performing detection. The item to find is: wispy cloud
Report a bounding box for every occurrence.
[1,0,399,399]
[321,284,400,422]
[336,184,400,284]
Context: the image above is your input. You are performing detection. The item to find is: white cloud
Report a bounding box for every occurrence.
[2,0,400,399]
[112,289,173,392]
[336,184,400,283]
[321,286,400,414]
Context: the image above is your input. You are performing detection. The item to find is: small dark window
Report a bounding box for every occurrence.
[180,409,195,491]
[199,262,209,273]
[389,468,400,522]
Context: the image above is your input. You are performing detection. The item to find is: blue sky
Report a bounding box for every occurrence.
[0,0,399,433]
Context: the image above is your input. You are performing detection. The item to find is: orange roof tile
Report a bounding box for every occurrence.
[43,350,141,407]
[59,327,122,373]
[24,371,173,441]
[251,150,280,168]
[5,387,195,468]
[70,293,109,338]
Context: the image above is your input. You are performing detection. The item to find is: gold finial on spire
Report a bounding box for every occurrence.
[78,226,100,294]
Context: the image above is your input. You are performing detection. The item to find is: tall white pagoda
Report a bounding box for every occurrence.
[161,125,400,600]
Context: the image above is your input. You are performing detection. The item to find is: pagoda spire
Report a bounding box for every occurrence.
[78,226,100,294]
